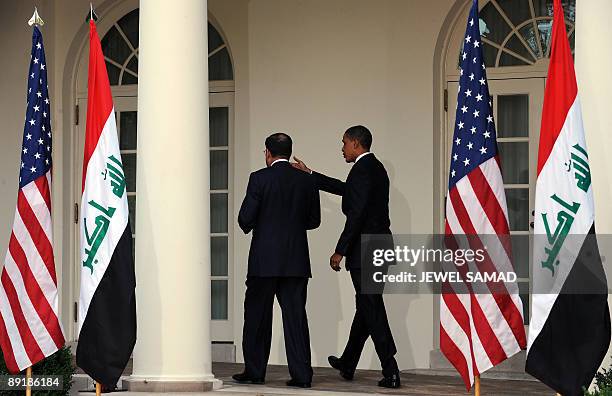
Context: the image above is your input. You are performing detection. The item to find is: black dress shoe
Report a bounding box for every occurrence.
[378,373,401,388]
[328,355,354,380]
[232,372,265,385]
[286,379,311,388]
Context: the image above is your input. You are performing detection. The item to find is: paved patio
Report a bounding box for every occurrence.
[73,362,554,395]
[212,363,553,395]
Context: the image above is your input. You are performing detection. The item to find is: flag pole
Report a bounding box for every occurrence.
[474,375,481,396]
[25,12,42,396]
[25,366,32,396]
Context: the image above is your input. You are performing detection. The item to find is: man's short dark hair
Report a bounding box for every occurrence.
[344,125,372,150]
[265,133,292,158]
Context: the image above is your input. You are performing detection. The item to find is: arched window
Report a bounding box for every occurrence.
[100,8,234,85]
[477,0,575,67]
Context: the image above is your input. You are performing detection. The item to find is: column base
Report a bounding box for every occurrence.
[123,376,222,392]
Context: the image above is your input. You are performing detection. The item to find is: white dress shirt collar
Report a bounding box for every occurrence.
[271,158,290,166]
[355,152,372,163]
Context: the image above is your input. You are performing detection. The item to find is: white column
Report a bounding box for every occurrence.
[125,0,220,391]
[575,0,612,380]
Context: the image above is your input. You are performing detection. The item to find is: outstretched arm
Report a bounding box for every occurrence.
[292,156,345,196]
[312,172,345,196]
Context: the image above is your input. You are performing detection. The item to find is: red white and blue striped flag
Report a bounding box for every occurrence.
[0,26,65,373]
[440,0,526,390]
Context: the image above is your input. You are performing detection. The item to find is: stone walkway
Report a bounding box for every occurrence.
[72,362,554,395]
[212,363,553,396]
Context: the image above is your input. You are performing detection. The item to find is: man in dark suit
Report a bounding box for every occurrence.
[293,125,400,388]
[234,133,321,389]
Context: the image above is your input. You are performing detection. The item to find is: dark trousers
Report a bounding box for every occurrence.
[242,277,312,383]
[340,269,399,377]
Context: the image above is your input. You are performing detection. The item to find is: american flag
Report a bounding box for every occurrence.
[0,26,64,373]
[440,0,526,390]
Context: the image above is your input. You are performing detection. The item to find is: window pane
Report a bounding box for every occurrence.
[210,107,229,147]
[121,153,137,193]
[128,195,136,234]
[498,142,529,184]
[499,51,529,66]
[117,9,139,49]
[511,234,530,279]
[533,0,554,18]
[208,23,225,53]
[211,280,228,320]
[505,34,535,63]
[497,0,531,27]
[105,61,120,86]
[210,150,228,190]
[537,19,553,56]
[122,71,138,85]
[101,26,132,65]
[480,3,512,45]
[519,24,542,59]
[497,95,529,137]
[482,43,498,68]
[505,188,529,231]
[126,56,138,75]
[211,236,228,276]
[120,112,137,150]
[209,47,233,80]
[211,193,228,233]
[533,0,576,23]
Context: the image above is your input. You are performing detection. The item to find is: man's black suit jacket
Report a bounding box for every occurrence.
[238,161,321,277]
[313,153,392,270]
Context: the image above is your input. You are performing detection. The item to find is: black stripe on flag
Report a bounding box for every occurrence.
[526,224,610,396]
[77,224,136,386]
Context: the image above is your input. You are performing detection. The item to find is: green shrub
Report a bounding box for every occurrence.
[0,346,75,395]
[584,359,612,396]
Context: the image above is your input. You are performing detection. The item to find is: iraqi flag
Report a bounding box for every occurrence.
[76,19,136,386]
[526,0,610,394]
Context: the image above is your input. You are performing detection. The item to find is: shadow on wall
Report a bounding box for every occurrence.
[366,160,418,370]
[308,192,345,365]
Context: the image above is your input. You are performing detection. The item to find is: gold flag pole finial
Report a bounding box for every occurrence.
[28,7,44,27]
